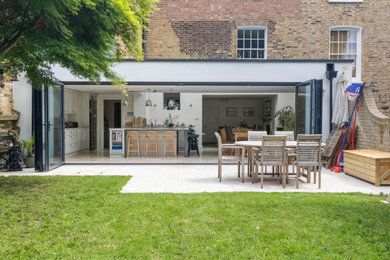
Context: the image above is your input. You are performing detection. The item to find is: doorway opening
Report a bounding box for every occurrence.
[104,100,122,149]
[202,94,278,146]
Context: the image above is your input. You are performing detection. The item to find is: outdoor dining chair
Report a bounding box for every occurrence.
[293,134,322,189]
[274,131,294,141]
[248,131,267,141]
[215,132,243,182]
[275,131,295,173]
[252,135,288,188]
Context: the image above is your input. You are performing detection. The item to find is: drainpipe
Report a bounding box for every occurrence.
[326,63,338,133]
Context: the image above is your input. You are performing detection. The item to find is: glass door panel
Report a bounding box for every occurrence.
[296,82,311,134]
[47,85,64,168]
[295,80,323,135]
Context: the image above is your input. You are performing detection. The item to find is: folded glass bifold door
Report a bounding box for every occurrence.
[295,79,323,135]
[33,83,65,171]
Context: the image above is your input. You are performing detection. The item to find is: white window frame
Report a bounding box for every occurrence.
[329,26,362,83]
[329,0,363,3]
[236,26,267,59]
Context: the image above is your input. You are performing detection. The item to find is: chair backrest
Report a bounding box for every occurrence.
[248,131,267,141]
[127,131,140,142]
[146,131,158,139]
[215,132,222,158]
[261,135,286,165]
[296,134,322,166]
[275,131,294,141]
[163,131,176,138]
[224,125,234,143]
[127,131,140,138]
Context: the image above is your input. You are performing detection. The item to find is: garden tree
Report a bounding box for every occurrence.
[0,0,157,92]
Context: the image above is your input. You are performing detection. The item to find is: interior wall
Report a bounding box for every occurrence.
[133,92,203,144]
[12,75,32,141]
[64,88,89,127]
[202,97,266,143]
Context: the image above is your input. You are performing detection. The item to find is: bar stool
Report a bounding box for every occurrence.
[163,131,177,157]
[145,131,159,157]
[127,131,141,157]
[187,134,200,156]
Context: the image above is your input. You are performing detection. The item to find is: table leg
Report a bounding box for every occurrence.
[183,130,189,157]
[241,147,245,183]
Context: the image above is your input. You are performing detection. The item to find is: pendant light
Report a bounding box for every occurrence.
[145,89,152,107]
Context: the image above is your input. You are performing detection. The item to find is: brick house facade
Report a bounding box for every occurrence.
[144,0,390,151]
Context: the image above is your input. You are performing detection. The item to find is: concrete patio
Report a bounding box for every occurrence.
[1,165,389,195]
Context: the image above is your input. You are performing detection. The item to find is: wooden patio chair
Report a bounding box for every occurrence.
[248,131,267,141]
[215,132,243,182]
[253,135,288,188]
[293,134,322,189]
[275,131,295,174]
[274,131,294,141]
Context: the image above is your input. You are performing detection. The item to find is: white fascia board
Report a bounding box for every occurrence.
[52,60,352,84]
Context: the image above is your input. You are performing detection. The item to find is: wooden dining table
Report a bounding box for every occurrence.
[235,140,326,183]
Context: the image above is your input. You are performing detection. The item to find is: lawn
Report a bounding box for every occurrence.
[0,176,389,259]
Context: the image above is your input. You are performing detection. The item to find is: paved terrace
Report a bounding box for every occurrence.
[1,165,389,195]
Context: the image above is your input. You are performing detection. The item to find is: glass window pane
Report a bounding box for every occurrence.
[347,42,357,54]
[237,50,243,59]
[259,40,264,48]
[347,30,357,41]
[339,42,347,54]
[330,42,338,54]
[330,54,338,59]
[251,30,258,38]
[258,30,265,39]
[238,30,243,38]
[245,30,250,38]
[339,31,347,41]
[244,50,250,58]
[251,50,258,58]
[252,40,258,48]
[245,40,250,48]
[238,40,243,48]
[258,50,264,59]
[330,31,338,41]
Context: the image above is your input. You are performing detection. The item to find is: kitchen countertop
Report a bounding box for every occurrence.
[110,127,189,131]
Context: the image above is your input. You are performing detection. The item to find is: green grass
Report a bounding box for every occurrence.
[0,176,389,259]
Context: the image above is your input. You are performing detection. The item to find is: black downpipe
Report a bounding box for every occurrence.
[326,63,338,133]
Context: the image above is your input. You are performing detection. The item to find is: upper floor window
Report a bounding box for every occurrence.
[237,26,267,59]
[330,27,361,81]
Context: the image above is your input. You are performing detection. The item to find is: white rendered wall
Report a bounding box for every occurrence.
[13,76,32,141]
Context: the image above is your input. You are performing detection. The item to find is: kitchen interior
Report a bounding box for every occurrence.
[64,87,206,163]
[64,85,294,163]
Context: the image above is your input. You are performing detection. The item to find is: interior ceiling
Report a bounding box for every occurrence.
[64,84,296,94]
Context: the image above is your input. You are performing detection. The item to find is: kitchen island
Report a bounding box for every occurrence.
[109,127,189,157]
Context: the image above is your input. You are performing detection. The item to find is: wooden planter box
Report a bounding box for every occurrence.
[344,149,390,186]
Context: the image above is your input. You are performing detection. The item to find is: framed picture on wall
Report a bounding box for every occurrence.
[226,107,238,117]
[265,100,272,116]
[243,107,255,117]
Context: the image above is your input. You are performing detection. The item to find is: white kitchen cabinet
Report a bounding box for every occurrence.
[65,128,90,155]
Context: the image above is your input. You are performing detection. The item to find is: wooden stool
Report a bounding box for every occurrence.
[163,131,177,157]
[145,131,159,157]
[127,131,141,157]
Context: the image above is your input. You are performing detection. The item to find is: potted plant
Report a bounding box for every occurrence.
[188,125,196,135]
[20,135,34,168]
[167,113,178,127]
[264,106,295,131]
[275,106,295,131]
